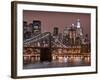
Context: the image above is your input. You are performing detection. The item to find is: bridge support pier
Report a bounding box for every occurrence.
[40,48,52,62]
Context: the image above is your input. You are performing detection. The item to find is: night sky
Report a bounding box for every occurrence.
[23,10,91,39]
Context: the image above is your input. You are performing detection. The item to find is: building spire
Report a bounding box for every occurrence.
[77,19,80,28]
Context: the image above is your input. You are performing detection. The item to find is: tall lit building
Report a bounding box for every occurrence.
[23,21,32,39]
[76,19,81,28]
[63,27,69,36]
[63,27,69,45]
[76,19,83,38]
[32,20,41,35]
[53,27,59,36]
[69,23,77,45]
[23,21,28,34]
[28,23,33,33]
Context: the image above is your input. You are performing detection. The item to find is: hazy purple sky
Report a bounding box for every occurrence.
[23,10,91,38]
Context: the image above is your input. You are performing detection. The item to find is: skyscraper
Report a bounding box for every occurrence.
[76,19,81,28]
[33,20,41,35]
[53,27,59,36]
[23,21,32,39]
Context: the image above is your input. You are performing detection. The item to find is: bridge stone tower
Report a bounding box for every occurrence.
[53,27,59,36]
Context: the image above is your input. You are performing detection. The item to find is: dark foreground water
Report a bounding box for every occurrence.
[23,60,90,69]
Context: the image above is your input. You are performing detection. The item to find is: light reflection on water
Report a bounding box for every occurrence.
[52,56,90,63]
[23,56,91,69]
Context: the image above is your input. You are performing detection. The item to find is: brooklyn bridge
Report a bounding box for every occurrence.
[23,32,90,69]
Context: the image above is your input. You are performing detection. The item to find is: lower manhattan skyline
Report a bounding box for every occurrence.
[23,10,91,39]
